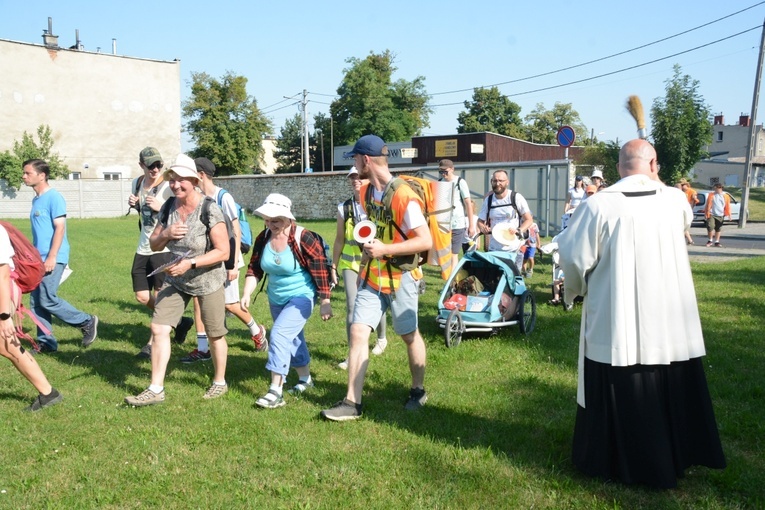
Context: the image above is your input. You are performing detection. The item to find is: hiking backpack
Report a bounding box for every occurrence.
[251,225,334,300]
[364,175,452,278]
[215,188,253,254]
[484,191,530,240]
[0,221,45,293]
[0,221,51,349]
[160,197,237,270]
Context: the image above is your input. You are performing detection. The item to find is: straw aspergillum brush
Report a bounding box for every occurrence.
[626,95,647,139]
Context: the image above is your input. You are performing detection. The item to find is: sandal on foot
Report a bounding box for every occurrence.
[255,389,285,409]
[287,379,315,395]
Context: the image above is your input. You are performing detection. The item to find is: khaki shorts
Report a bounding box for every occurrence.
[153,284,227,338]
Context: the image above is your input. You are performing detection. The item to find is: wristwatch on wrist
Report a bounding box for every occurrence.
[190,259,197,269]
[0,312,11,321]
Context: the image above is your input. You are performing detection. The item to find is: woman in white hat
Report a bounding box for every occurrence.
[241,193,332,409]
[125,154,231,407]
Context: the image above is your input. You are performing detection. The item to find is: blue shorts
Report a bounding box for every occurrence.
[523,247,536,260]
[353,271,419,336]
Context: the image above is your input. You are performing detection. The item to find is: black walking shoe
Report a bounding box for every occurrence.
[81,315,99,347]
[321,399,363,421]
[24,388,63,412]
[135,344,151,359]
[173,316,193,344]
[404,388,428,411]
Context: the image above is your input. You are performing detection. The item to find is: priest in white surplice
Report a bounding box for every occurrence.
[557,138,725,489]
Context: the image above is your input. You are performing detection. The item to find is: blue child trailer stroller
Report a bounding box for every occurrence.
[436,250,536,348]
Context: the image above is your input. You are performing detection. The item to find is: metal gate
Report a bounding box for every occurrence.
[399,159,573,238]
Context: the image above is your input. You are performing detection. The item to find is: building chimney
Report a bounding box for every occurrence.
[740,114,751,127]
[714,114,724,125]
[112,38,117,55]
[42,17,59,47]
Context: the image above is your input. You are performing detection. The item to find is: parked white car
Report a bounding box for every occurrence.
[692,190,746,224]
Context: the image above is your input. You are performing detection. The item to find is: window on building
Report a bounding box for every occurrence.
[717,131,723,142]
[68,172,81,180]
[103,172,122,181]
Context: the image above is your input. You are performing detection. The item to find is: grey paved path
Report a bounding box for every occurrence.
[688,221,765,264]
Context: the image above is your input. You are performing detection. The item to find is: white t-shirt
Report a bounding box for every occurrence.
[0,226,15,270]
[336,199,367,223]
[477,191,532,251]
[370,187,427,233]
[568,187,585,210]
[444,177,470,229]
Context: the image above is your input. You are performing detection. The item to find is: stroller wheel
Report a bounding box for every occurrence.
[518,290,537,335]
[445,308,464,348]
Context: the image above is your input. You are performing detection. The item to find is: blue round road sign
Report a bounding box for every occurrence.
[556,126,576,147]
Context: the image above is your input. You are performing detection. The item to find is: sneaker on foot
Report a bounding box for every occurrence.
[203,383,228,400]
[288,379,314,395]
[706,241,713,247]
[179,349,211,363]
[136,344,151,359]
[371,338,388,356]
[337,359,348,370]
[125,388,165,407]
[24,388,63,412]
[252,324,268,352]
[173,316,194,344]
[255,389,285,409]
[404,388,427,411]
[81,315,99,347]
[33,342,57,355]
[321,399,363,421]
[714,242,723,248]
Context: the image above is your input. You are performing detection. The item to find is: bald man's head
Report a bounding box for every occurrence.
[618,139,659,179]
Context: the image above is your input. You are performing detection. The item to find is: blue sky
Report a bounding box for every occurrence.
[2,0,765,150]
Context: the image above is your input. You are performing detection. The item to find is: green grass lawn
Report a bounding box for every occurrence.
[0,215,763,509]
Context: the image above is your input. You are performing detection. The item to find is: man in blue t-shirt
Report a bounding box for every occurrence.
[22,159,98,353]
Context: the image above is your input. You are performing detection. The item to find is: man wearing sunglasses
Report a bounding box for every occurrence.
[128,147,193,358]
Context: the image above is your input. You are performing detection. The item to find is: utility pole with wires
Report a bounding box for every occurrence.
[740,18,765,229]
[301,89,310,173]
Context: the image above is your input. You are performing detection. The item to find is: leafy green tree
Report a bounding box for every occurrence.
[524,102,588,144]
[0,125,69,189]
[274,114,304,174]
[330,50,431,145]
[577,140,621,184]
[182,71,272,175]
[651,64,712,184]
[457,87,525,138]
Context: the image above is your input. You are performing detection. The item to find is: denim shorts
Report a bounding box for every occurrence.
[353,271,419,336]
